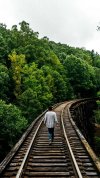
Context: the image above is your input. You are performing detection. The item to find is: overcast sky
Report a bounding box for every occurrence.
[0,0,100,53]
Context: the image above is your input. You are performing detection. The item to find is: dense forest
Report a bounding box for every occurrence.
[0,21,100,161]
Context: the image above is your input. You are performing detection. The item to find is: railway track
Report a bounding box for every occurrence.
[0,101,100,177]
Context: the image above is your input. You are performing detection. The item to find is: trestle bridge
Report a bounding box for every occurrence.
[0,99,100,177]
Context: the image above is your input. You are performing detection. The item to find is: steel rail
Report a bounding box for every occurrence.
[16,117,44,178]
[68,102,100,173]
[0,110,47,174]
[61,104,83,178]
[16,102,63,178]
[1,100,99,177]
[0,102,63,177]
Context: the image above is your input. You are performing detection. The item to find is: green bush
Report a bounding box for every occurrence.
[94,110,100,124]
[94,136,100,158]
[0,99,28,147]
[94,91,100,124]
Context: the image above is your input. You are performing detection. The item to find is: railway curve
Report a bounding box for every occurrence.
[0,99,100,177]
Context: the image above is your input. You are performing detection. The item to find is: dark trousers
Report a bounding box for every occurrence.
[48,128,54,141]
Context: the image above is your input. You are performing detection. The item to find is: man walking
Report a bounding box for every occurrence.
[44,106,58,145]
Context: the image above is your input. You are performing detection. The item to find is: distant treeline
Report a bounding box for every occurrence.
[0,21,100,160]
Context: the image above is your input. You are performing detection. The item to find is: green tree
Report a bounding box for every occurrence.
[94,91,100,124]
[0,100,28,147]
[8,51,26,99]
[0,23,10,64]
[41,65,73,102]
[18,63,53,122]
[64,55,96,97]
[0,63,10,101]
[18,88,42,123]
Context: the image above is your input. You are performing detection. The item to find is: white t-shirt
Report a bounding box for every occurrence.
[44,111,58,128]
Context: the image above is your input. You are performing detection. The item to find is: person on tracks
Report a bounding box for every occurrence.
[44,106,58,145]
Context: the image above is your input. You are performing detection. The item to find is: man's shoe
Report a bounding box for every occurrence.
[49,140,52,145]
[52,138,54,142]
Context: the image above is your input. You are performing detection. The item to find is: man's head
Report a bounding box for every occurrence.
[48,106,52,111]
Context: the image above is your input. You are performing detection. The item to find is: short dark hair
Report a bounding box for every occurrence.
[48,106,52,110]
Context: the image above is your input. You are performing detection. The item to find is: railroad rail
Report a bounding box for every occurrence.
[0,100,100,177]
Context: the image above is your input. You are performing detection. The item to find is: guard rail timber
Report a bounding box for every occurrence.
[68,98,100,173]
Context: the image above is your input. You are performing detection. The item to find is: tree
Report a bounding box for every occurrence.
[19,21,39,37]
[0,100,28,147]
[64,55,96,97]
[41,65,73,102]
[8,51,26,99]
[0,63,10,101]
[0,23,10,64]
[18,88,42,123]
[94,91,100,124]
[18,62,53,122]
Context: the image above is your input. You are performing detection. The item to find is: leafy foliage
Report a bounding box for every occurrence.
[94,136,100,158]
[0,100,28,147]
[0,63,10,101]
[8,51,26,98]
[63,55,97,97]
[94,91,100,124]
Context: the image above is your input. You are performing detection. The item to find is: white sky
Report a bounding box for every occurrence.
[0,0,100,53]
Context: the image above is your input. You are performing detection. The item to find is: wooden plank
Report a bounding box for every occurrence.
[32,155,66,159]
[28,163,68,166]
[24,171,70,176]
[29,158,67,163]
[26,166,68,172]
[86,172,98,176]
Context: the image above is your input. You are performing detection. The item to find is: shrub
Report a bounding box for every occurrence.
[0,99,28,147]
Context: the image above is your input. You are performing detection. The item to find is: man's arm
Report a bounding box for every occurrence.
[44,113,47,124]
[54,112,58,123]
